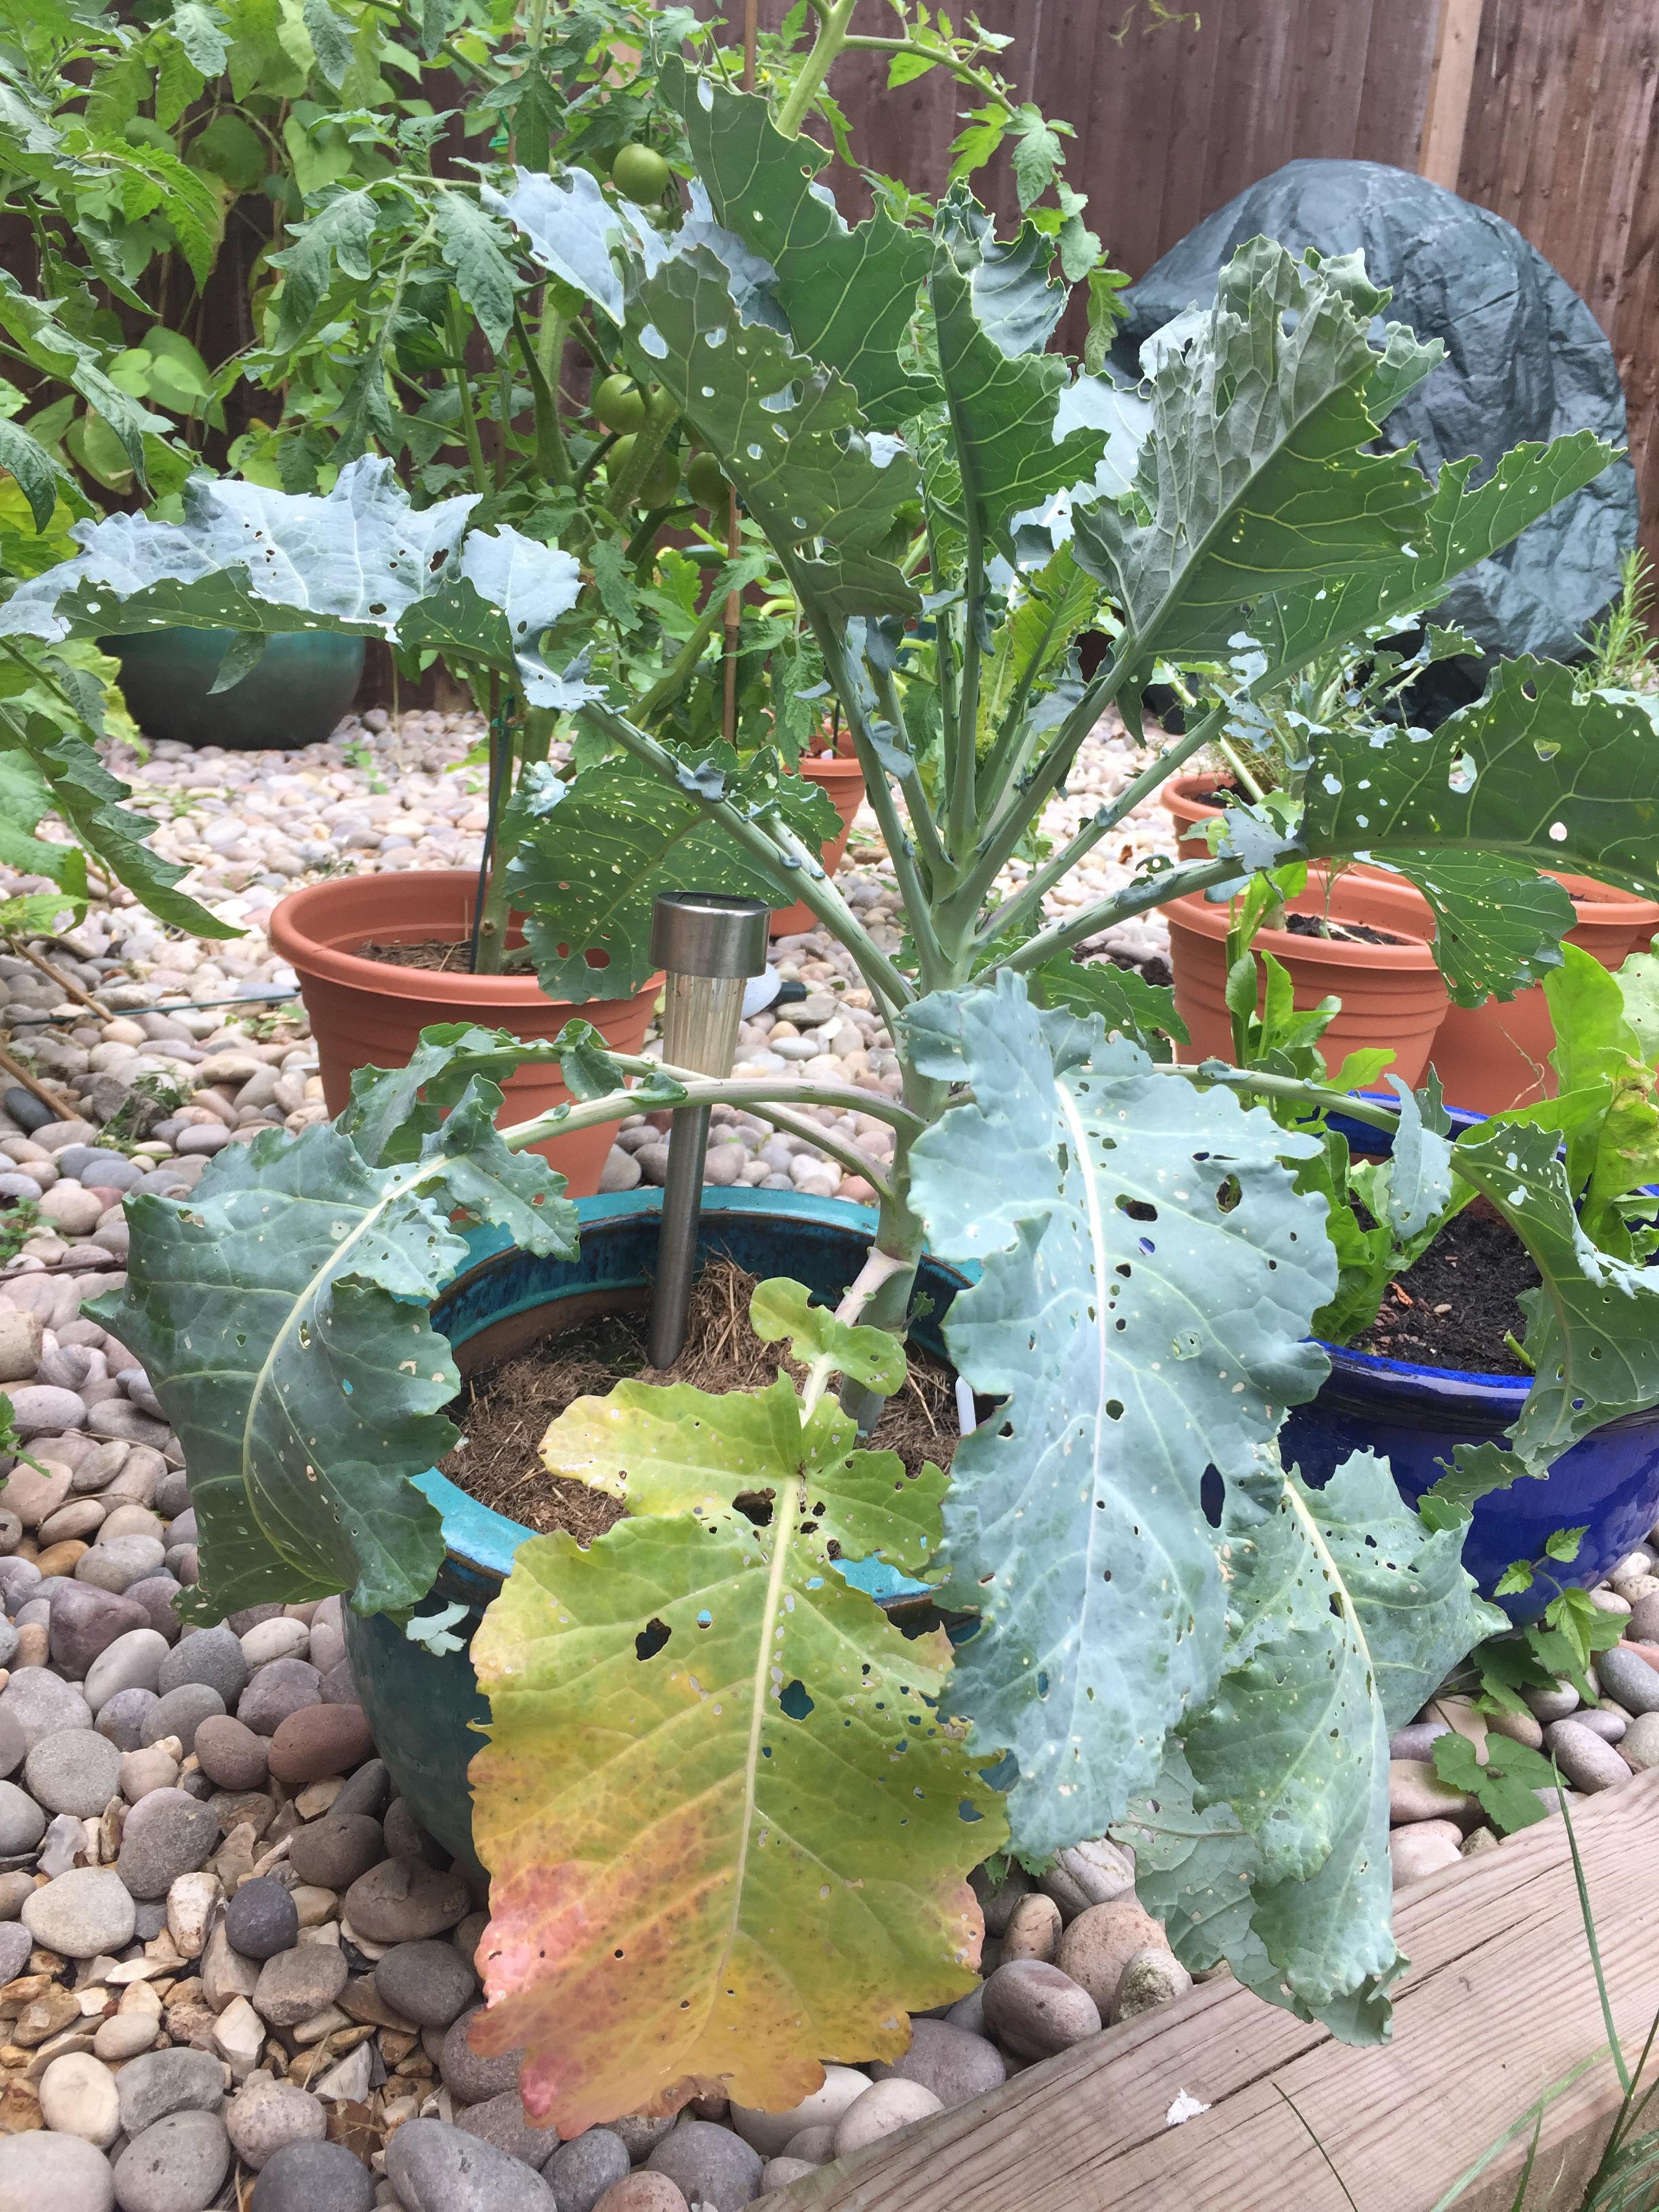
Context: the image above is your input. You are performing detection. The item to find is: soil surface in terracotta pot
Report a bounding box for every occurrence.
[268,869,659,1199]
[1167,868,1448,1087]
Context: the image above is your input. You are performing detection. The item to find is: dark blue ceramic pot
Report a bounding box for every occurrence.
[1284,1104,1659,1617]
[343,1189,964,1872]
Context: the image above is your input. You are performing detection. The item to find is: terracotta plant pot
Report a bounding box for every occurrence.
[1166,869,1449,1088]
[268,871,660,1198]
[1429,875,1659,1114]
[771,747,866,937]
[1163,771,1233,861]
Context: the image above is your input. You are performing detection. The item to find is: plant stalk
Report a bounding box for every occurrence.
[775,0,861,136]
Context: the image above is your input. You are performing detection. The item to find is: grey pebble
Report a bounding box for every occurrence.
[647,2119,764,2211]
[0,1712,22,1782]
[287,1814,383,1892]
[1597,1645,1659,1716]
[116,1786,222,1897]
[330,1759,390,1821]
[1547,1721,1632,1793]
[224,1877,299,1961]
[249,2139,375,2212]
[76,1534,167,1593]
[124,1577,184,1643]
[0,1922,30,1983]
[373,1938,477,2028]
[98,1687,161,1753]
[140,1682,225,1754]
[224,2082,326,2170]
[112,2110,229,2212]
[385,2118,554,2212]
[22,1865,136,1957]
[455,2089,558,2170]
[439,2006,523,2106]
[0,2132,116,2212]
[0,1780,45,1858]
[0,1665,92,1748]
[237,1658,322,1737]
[544,2129,631,2212]
[157,1624,248,1707]
[870,2017,1006,2108]
[252,1943,349,2027]
[117,2047,225,2136]
[24,1727,121,1818]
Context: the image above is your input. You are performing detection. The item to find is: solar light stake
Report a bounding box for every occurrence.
[647,893,771,1370]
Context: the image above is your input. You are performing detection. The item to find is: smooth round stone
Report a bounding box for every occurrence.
[249,2139,375,2212]
[287,1814,382,1892]
[731,2065,872,2156]
[157,1625,247,1708]
[1037,1838,1136,1919]
[870,2018,1006,2108]
[268,1702,373,1786]
[1488,1706,1545,1750]
[439,2006,523,2106]
[1620,1711,1659,1772]
[224,1877,299,1961]
[140,1682,225,1754]
[1002,1891,1062,1962]
[225,2083,326,2171]
[981,1959,1102,2058]
[327,1758,388,1822]
[1052,1899,1169,2016]
[24,1727,121,1818]
[192,1713,268,1791]
[96,2009,165,2062]
[1522,1678,1581,1723]
[6,1384,87,1437]
[0,1872,34,1923]
[761,2158,819,2191]
[456,2089,558,2170]
[76,1534,166,1593]
[39,2051,121,2147]
[607,2116,677,2163]
[1549,1709,1625,1748]
[1388,1758,1474,1824]
[0,1711,22,1781]
[251,1942,349,2026]
[23,1866,136,1957]
[237,1658,321,1738]
[373,1938,477,2028]
[1629,1591,1659,1644]
[1547,1719,1633,1793]
[0,1779,45,1856]
[1113,1947,1194,2021]
[385,2118,555,2211]
[124,1578,184,1644]
[113,2110,230,2212]
[116,1786,222,1898]
[0,1664,93,1748]
[0,2131,116,2212]
[1597,1645,1659,1716]
[832,2079,943,2157]
[1390,1820,1465,1885]
[98,1687,161,1753]
[85,1629,170,1708]
[644,2123,762,2212]
[0,1923,30,1982]
[592,2180,687,2212]
[781,2125,836,2163]
[545,2130,631,2212]
[342,1856,470,1944]
[242,1618,310,1670]
[117,2048,224,2137]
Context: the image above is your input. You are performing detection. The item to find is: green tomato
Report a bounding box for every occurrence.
[592,373,648,434]
[611,142,672,205]
[685,449,729,509]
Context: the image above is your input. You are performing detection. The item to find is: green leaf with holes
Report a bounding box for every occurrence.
[1302,661,1659,905]
[669,59,935,429]
[1071,242,1436,670]
[90,1078,578,1622]
[902,971,1337,1858]
[505,745,838,1001]
[468,1335,999,2135]
[1364,854,1577,1008]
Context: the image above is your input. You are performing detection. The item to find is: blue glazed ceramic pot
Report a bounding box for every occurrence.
[1285,1104,1659,1616]
[343,1189,967,1871]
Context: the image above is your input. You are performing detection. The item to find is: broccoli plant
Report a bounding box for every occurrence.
[15,47,1659,2129]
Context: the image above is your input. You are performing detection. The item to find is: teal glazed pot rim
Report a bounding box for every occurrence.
[419,1186,954,1589]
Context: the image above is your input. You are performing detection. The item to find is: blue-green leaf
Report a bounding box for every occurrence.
[903,973,1336,1857]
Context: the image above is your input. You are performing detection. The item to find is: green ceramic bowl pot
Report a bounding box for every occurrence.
[100,628,365,750]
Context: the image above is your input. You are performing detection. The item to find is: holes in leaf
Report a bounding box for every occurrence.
[1117,1196,1158,1222]
[733,1490,775,1527]
[635,1618,672,1662]
[778,1679,814,1721]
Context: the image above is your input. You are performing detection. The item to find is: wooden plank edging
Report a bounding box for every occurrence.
[772,1769,1659,2212]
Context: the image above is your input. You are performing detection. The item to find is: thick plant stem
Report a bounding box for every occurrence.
[472,677,513,974]
[998,851,1247,975]
[776,0,861,136]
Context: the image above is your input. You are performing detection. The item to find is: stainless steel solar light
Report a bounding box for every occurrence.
[647,892,771,1369]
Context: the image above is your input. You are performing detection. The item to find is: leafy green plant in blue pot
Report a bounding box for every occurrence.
[15,37,1659,2137]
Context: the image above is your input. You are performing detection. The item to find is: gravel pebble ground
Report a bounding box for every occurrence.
[0,707,1643,2206]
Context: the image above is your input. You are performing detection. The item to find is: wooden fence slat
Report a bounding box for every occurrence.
[771,1771,1659,2212]
[1419,0,1483,186]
